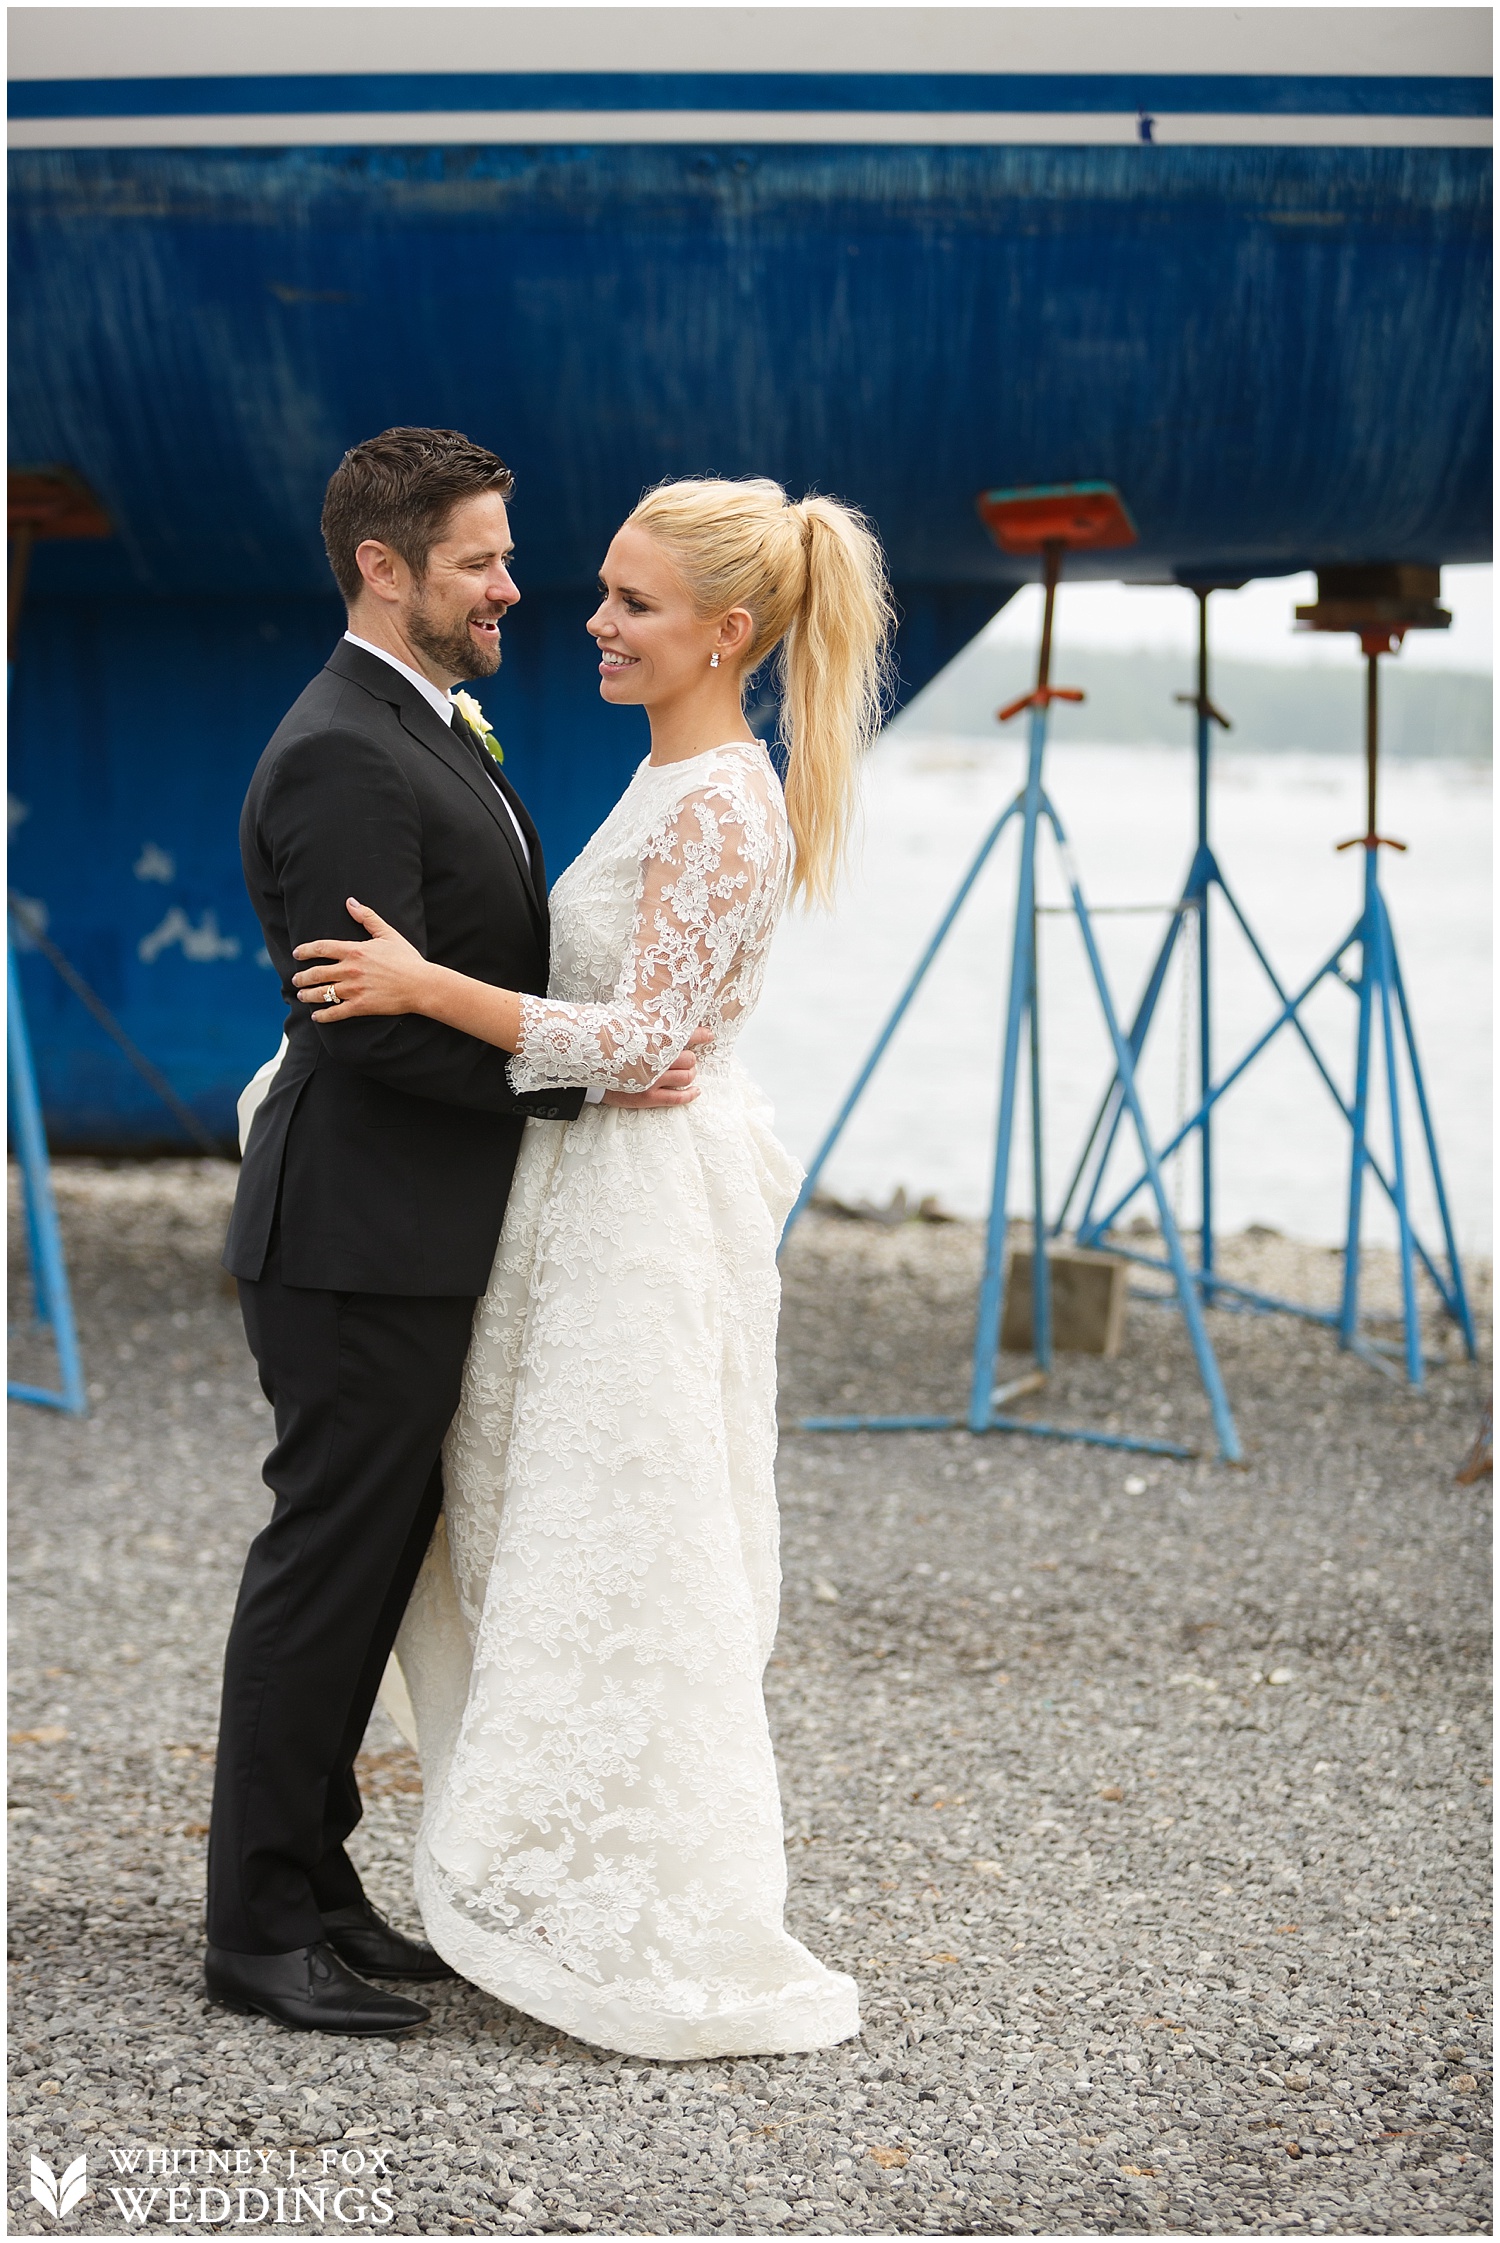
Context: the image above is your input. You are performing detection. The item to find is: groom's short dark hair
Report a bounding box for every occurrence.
[321,427,515,605]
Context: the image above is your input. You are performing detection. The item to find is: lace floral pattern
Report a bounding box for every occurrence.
[507,743,787,1094]
[392,743,860,2059]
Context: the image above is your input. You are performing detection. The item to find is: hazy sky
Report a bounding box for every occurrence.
[984,562,1491,672]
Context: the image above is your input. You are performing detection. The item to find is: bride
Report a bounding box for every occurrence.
[288,476,893,2061]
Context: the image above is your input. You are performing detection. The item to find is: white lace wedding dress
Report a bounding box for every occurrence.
[389,738,860,2061]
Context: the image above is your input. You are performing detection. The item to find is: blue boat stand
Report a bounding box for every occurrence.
[8,539,87,1419]
[1062,613,1474,1386]
[1056,588,1230,1299]
[8,930,87,1415]
[782,542,1245,1463]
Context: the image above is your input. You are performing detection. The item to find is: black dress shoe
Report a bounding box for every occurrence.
[204,1942,430,2035]
[321,1899,456,1982]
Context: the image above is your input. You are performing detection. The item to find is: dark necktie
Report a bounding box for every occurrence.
[449,708,496,780]
[450,708,534,888]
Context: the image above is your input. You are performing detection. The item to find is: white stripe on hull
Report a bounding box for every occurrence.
[10,110,1492,151]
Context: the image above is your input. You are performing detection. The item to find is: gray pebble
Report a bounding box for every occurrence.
[7,1165,1492,2234]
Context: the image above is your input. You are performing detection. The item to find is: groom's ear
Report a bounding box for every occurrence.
[353,538,406,607]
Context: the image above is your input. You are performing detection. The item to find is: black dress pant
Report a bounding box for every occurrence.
[207,1228,476,1954]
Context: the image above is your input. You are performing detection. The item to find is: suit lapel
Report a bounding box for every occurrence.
[413,703,546,930]
[440,706,543,900]
[325,645,544,930]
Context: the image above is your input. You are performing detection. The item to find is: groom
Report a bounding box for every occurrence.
[211,427,697,2034]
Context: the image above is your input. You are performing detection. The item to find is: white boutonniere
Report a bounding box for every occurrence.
[450,690,504,765]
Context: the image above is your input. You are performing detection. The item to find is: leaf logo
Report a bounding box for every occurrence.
[30,2154,88,2220]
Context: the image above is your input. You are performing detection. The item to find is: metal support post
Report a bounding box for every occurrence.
[1331,633,1473,1384]
[1027,897,1050,1372]
[7,465,112,1418]
[7,934,86,1414]
[970,551,1058,1431]
[1338,830,1378,1357]
[1059,585,1228,1280]
[1192,592,1217,1293]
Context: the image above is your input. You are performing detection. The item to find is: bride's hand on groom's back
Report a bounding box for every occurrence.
[602,1029,711,1109]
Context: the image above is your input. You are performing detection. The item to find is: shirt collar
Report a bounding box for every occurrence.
[342,631,455,728]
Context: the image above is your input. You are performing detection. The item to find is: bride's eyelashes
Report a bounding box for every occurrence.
[595,580,653,616]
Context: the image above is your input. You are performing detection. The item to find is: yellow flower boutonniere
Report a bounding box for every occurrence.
[450,690,504,765]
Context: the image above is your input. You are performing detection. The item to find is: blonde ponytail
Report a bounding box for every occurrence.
[628,477,895,906]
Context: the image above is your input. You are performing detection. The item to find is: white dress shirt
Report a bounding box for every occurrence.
[341,634,603,1104]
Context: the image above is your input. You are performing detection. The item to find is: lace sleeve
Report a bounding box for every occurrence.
[508,762,782,1094]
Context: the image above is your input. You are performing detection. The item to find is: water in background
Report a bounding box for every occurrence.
[740,736,1492,1253]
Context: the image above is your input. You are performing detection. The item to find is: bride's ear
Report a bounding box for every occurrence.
[715,607,755,665]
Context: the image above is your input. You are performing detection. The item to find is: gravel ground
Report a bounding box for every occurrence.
[8,1160,1492,2238]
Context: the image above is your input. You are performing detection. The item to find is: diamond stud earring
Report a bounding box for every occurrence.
[709,652,720,668]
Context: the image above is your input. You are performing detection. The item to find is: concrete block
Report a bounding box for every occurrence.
[1001,1245,1128,1356]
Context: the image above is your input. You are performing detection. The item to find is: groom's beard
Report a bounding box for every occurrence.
[407,591,504,682]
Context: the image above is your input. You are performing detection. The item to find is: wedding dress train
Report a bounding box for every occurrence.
[389,740,859,2060]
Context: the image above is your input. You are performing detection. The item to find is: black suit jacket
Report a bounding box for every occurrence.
[223,640,584,1294]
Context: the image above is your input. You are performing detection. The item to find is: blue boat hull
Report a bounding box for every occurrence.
[9,140,1491,1144]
